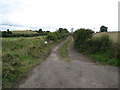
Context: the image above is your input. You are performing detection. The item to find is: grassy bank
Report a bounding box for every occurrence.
[59,37,71,58]
[90,53,119,66]
[85,36,120,66]
[73,28,120,66]
[2,36,58,87]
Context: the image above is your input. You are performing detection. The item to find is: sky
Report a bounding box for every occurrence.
[0,0,119,32]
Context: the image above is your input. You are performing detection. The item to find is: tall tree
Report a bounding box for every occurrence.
[100,26,108,32]
[38,29,43,33]
[7,29,9,32]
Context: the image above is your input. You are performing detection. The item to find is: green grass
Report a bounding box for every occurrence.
[59,37,72,58]
[90,53,120,66]
[2,36,56,87]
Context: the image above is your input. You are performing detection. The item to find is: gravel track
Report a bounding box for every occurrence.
[19,38,118,88]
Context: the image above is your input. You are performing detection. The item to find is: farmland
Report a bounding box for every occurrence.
[11,30,37,34]
[2,36,45,41]
[93,32,119,43]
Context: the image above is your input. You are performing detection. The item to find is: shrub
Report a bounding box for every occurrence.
[73,28,120,65]
[46,28,69,41]
[85,34,111,53]
[56,28,69,39]
[109,43,120,60]
[73,28,94,52]
[46,32,58,41]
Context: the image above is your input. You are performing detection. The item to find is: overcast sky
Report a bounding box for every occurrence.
[0,0,119,32]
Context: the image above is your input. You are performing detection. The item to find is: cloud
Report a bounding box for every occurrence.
[0,0,23,26]
[0,0,119,31]
[0,0,22,14]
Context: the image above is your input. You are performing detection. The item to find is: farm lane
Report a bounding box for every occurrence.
[19,38,118,88]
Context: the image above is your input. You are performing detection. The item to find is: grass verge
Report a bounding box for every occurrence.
[2,36,59,87]
[59,37,71,59]
[89,53,120,66]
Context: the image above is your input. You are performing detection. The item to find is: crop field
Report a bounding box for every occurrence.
[93,32,119,43]
[2,36,45,41]
[11,30,37,34]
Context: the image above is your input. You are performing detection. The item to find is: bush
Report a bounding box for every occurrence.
[56,28,69,39]
[109,43,120,60]
[46,32,58,41]
[46,28,69,41]
[84,34,120,60]
[73,28,94,52]
[85,35,111,53]
[73,30,120,65]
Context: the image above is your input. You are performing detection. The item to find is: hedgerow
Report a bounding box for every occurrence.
[73,28,120,66]
[46,28,69,41]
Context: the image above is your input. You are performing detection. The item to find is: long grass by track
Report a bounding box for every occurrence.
[2,36,57,87]
[89,53,120,66]
[59,36,72,58]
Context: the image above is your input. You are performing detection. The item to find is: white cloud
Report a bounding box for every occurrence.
[0,0,119,31]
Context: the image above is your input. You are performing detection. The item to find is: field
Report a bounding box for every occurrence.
[2,36,55,87]
[93,32,119,43]
[11,30,37,34]
[2,36,45,41]
[2,28,69,87]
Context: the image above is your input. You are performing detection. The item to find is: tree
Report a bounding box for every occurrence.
[71,28,74,33]
[56,28,69,39]
[38,29,43,33]
[2,30,12,37]
[100,26,108,32]
[47,32,58,41]
[7,29,9,32]
[46,31,50,33]
[58,28,63,33]
[73,28,94,52]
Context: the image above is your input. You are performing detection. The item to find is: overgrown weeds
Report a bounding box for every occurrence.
[59,37,72,58]
[2,37,54,87]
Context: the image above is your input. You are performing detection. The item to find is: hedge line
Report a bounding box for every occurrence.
[73,28,120,66]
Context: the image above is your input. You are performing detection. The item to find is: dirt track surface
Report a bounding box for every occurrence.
[19,38,118,88]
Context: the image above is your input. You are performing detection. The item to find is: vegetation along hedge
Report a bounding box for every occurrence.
[73,28,120,66]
